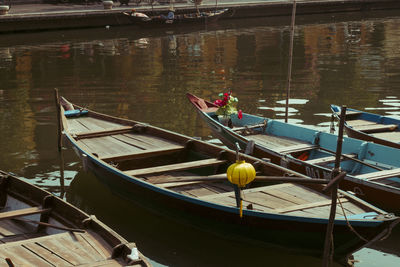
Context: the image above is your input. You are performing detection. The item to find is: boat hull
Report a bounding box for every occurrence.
[188,94,400,214]
[65,134,394,260]
[331,104,400,149]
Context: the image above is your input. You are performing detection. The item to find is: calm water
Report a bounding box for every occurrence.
[2,11,400,266]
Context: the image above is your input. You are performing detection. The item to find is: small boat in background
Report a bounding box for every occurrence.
[123,8,228,27]
[57,95,399,263]
[0,170,150,267]
[187,93,400,214]
[331,104,400,149]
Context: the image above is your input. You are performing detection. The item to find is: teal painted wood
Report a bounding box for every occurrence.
[331,104,400,149]
[187,93,400,214]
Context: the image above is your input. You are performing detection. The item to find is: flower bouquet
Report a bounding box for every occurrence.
[213,91,242,126]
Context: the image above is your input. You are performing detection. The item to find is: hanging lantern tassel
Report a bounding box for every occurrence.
[227,160,256,218]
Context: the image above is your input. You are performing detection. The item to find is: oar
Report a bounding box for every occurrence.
[154,174,328,185]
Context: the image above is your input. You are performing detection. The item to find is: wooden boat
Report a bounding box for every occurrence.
[0,170,150,267]
[123,9,228,27]
[57,95,399,262]
[187,93,400,214]
[331,104,400,149]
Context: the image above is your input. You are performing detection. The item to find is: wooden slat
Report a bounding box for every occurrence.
[124,158,227,177]
[275,198,349,213]
[80,231,112,260]
[306,154,356,165]
[353,123,398,133]
[263,189,309,205]
[117,133,179,149]
[74,126,134,140]
[76,259,126,267]
[0,220,33,237]
[0,207,50,221]
[355,168,400,180]
[247,134,300,148]
[371,131,400,143]
[74,117,121,131]
[275,143,317,154]
[100,145,185,162]
[346,119,376,127]
[0,245,54,266]
[199,183,295,201]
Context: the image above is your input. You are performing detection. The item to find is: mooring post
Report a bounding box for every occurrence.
[322,106,347,266]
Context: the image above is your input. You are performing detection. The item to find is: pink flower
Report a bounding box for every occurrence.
[238,110,243,119]
[214,99,223,106]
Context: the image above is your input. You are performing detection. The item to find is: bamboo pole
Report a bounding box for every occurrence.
[54,88,65,198]
[285,0,297,123]
[322,106,347,267]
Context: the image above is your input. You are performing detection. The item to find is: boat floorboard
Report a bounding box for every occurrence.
[0,231,114,266]
[190,182,358,218]
[371,131,400,143]
[352,123,398,133]
[346,119,376,127]
[77,132,182,159]
[0,220,33,238]
[246,134,310,151]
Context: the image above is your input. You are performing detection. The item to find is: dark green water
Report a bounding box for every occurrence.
[1,12,400,266]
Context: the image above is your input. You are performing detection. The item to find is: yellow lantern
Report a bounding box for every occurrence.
[227,160,256,218]
[227,160,256,187]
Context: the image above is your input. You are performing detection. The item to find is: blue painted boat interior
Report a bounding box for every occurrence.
[208,111,400,177]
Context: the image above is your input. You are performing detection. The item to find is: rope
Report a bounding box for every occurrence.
[337,193,369,242]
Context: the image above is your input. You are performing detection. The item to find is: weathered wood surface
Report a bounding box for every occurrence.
[62,106,379,220]
[0,170,150,267]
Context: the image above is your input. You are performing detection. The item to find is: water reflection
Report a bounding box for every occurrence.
[1,13,400,266]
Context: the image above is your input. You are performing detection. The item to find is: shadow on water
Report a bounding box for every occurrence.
[66,169,338,267]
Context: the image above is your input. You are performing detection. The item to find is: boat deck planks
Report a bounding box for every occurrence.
[114,133,181,150]
[351,123,398,133]
[77,116,122,131]
[0,220,33,238]
[245,134,317,156]
[371,131,400,143]
[0,231,117,266]
[345,119,376,127]
[125,158,226,177]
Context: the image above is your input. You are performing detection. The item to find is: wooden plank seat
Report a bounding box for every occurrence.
[0,207,51,221]
[274,198,349,214]
[371,131,400,143]
[355,168,400,181]
[352,123,398,133]
[73,126,134,140]
[306,154,357,165]
[276,143,318,154]
[99,145,185,162]
[346,119,376,127]
[124,158,227,177]
[198,183,294,201]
